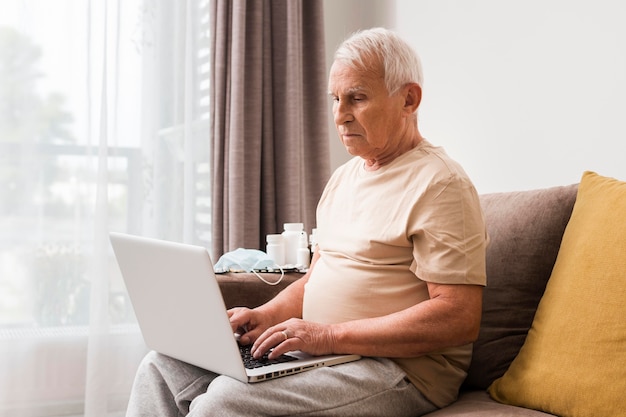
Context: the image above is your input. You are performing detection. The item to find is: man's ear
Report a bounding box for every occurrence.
[403,83,422,114]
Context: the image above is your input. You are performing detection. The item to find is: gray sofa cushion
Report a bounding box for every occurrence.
[424,391,556,416]
[463,184,578,389]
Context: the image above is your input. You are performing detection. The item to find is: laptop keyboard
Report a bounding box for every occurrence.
[239,344,298,369]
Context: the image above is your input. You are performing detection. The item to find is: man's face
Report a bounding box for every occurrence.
[328,60,407,161]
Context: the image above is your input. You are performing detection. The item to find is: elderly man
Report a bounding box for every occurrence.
[127,28,487,417]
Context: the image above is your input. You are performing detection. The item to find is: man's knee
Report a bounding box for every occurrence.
[136,351,170,378]
[190,376,249,415]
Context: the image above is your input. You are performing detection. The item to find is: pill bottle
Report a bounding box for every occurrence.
[282,223,304,265]
[296,233,310,268]
[266,234,285,266]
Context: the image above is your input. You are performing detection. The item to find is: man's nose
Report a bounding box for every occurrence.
[334,101,352,125]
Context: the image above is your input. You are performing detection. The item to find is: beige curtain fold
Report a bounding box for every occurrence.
[210,0,330,258]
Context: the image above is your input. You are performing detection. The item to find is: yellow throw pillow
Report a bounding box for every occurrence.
[489,171,626,417]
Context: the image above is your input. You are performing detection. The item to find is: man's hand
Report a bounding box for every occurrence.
[251,318,337,360]
[227,307,275,346]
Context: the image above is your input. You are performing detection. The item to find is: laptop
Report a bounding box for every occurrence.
[109,232,360,383]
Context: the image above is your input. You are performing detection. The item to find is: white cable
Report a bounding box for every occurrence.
[251,265,285,286]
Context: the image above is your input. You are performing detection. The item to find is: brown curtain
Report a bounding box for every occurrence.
[210,0,330,258]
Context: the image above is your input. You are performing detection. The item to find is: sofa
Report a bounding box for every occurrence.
[216,172,626,417]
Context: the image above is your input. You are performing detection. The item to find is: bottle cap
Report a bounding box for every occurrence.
[266,234,283,243]
[284,223,304,232]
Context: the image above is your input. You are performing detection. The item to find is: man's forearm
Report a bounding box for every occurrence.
[255,251,319,323]
[329,284,483,358]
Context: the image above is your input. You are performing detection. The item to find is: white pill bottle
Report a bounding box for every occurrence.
[266,234,285,266]
[282,223,304,265]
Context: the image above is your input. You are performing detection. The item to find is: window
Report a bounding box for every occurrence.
[0,1,211,414]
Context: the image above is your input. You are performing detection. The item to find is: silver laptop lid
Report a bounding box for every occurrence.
[109,232,248,382]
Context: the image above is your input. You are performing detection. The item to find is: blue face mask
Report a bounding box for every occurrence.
[214,248,284,286]
[214,248,275,273]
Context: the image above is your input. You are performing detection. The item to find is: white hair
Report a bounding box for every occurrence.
[334,27,424,96]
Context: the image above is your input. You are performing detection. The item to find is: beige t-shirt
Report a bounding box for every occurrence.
[303,140,487,408]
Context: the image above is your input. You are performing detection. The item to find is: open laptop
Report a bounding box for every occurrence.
[109,232,360,383]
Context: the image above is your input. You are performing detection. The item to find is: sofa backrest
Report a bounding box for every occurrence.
[463,183,579,390]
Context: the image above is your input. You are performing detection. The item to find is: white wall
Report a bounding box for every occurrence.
[396,0,626,193]
[325,0,626,193]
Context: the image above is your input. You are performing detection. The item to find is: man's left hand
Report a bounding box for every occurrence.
[251,318,337,360]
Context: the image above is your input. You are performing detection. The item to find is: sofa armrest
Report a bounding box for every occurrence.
[216,272,303,309]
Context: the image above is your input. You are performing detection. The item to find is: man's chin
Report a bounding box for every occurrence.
[340,140,361,157]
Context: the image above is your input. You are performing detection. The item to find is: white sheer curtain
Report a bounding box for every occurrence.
[0,1,211,416]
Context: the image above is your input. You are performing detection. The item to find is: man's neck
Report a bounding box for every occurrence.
[363,131,424,171]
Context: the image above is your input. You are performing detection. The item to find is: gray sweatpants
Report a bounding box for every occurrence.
[126,351,438,417]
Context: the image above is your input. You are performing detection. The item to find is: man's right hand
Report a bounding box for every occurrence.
[227,307,272,346]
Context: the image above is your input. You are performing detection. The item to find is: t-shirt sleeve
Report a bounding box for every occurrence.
[409,173,487,286]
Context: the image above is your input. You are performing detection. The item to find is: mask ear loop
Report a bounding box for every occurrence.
[251,264,285,286]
